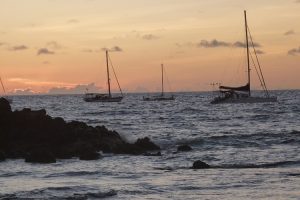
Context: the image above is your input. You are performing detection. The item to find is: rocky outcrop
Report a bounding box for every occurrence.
[192,160,210,169]
[0,151,6,162]
[25,149,56,163]
[0,98,160,163]
[177,144,192,152]
[110,137,160,155]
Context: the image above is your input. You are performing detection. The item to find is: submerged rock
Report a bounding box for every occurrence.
[177,144,192,152]
[0,100,160,163]
[192,160,210,169]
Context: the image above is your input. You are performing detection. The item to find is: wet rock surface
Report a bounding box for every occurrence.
[0,98,160,163]
[192,160,210,169]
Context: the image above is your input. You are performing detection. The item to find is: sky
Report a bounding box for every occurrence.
[0,0,299,95]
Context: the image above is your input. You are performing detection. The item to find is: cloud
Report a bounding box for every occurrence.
[67,19,79,24]
[48,83,102,94]
[233,41,261,48]
[141,34,160,40]
[284,30,295,36]
[101,46,123,52]
[288,46,300,55]
[46,41,62,49]
[37,48,55,55]
[10,45,28,51]
[10,88,36,95]
[196,39,261,48]
[197,39,230,48]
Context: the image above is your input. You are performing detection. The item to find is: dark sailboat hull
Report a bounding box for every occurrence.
[211,96,277,104]
[143,95,175,101]
[84,96,123,102]
[84,93,123,102]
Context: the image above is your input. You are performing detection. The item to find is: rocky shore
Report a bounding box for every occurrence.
[0,98,160,163]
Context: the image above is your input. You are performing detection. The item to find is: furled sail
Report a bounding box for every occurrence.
[219,83,250,92]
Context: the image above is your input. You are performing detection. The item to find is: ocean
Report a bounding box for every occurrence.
[1,90,299,199]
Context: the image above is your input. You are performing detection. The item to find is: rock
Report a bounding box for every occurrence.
[25,150,56,164]
[192,160,210,169]
[112,137,160,155]
[134,137,160,151]
[177,144,192,152]
[0,97,11,113]
[0,100,161,162]
[79,151,102,160]
[0,151,6,161]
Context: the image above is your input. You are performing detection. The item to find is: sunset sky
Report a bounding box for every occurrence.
[0,0,299,94]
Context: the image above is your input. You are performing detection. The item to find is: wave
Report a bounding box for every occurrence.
[154,160,300,171]
[0,187,117,199]
[0,171,32,178]
[217,160,300,169]
[70,190,117,199]
[174,130,300,148]
[44,170,99,178]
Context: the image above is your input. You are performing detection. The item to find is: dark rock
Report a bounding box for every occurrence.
[5,150,27,159]
[112,137,160,155]
[25,150,56,164]
[0,97,11,113]
[192,160,210,169]
[79,151,102,160]
[0,100,160,162]
[177,144,192,152]
[0,151,6,161]
[134,137,160,151]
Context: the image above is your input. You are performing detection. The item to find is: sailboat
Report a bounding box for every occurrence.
[211,10,277,104]
[0,76,12,103]
[84,50,123,102]
[143,64,175,101]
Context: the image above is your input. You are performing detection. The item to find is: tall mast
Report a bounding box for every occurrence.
[0,77,6,95]
[106,50,111,97]
[161,64,164,96]
[244,10,251,96]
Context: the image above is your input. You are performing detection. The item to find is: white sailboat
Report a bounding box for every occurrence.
[211,10,277,104]
[0,76,12,103]
[84,50,123,102]
[143,64,175,101]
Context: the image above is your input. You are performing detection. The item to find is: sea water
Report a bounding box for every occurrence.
[0,90,299,199]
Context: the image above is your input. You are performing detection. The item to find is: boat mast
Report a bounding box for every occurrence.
[106,50,111,97]
[0,77,6,95]
[244,10,251,97]
[161,64,164,96]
